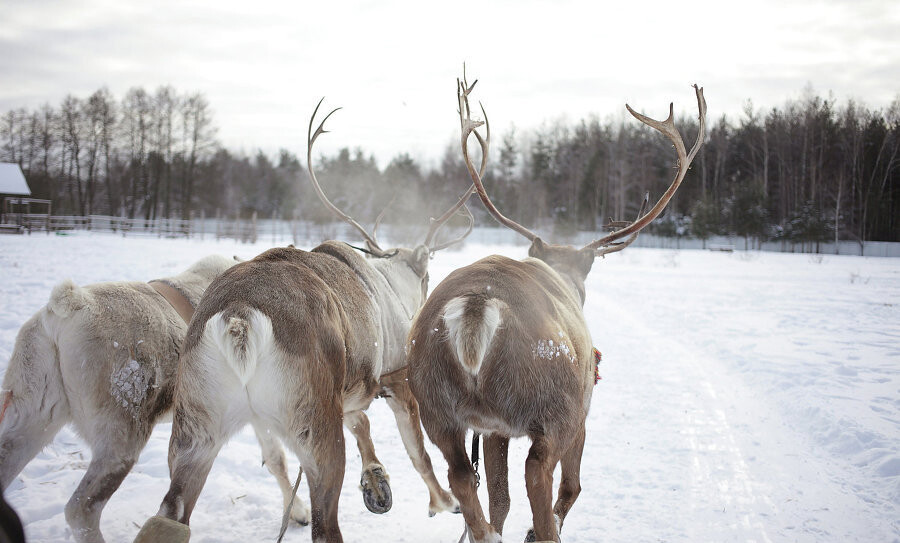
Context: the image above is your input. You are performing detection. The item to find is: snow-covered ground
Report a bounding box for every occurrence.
[1,232,898,542]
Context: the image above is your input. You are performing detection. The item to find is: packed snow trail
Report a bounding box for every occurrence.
[1,234,898,542]
[578,249,899,542]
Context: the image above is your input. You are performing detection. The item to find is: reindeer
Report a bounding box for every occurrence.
[0,254,313,543]
[133,100,479,543]
[407,76,706,543]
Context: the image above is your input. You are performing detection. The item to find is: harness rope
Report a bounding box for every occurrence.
[346,243,399,258]
[276,466,304,543]
[456,432,482,543]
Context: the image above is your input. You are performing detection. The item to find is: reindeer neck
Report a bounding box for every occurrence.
[525,257,588,308]
[367,257,424,375]
[368,258,423,321]
[556,268,587,307]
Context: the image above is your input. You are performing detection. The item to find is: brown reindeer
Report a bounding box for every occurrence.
[407,76,706,543]
[133,100,480,543]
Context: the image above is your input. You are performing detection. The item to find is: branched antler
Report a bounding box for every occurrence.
[420,67,486,251]
[307,96,476,255]
[371,194,397,249]
[457,79,705,255]
[596,193,649,257]
[457,68,537,242]
[307,98,392,257]
[583,85,707,251]
[427,203,475,252]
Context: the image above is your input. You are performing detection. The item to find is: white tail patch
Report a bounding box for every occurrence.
[443,296,503,376]
[47,280,91,318]
[205,309,274,386]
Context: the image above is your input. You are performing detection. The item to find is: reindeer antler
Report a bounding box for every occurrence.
[583,85,707,251]
[427,203,475,252]
[457,70,537,242]
[308,97,476,255]
[458,79,705,253]
[307,98,393,257]
[412,68,488,252]
[596,193,649,257]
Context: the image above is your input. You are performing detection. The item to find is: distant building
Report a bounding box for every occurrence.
[0,163,30,196]
[1,163,51,233]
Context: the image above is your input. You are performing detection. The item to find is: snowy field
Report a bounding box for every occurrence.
[0,232,898,542]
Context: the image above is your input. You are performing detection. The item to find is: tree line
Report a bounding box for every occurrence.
[1,86,898,243]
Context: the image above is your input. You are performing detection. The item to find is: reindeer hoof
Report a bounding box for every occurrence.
[428,504,461,517]
[524,534,558,543]
[428,490,460,517]
[525,514,562,542]
[361,466,392,514]
[133,516,190,543]
[290,501,310,526]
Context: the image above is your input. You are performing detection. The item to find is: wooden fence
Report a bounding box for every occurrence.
[3,211,898,257]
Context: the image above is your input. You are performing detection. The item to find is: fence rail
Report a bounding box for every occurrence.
[1,213,365,247]
[3,213,898,257]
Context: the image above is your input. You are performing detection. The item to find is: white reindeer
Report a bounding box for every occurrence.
[0,254,310,543]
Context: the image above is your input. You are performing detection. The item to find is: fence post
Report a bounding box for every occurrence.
[272,210,277,245]
[251,211,258,244]
[200,210,205,240]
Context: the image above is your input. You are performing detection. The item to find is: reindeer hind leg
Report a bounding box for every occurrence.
[286,399,345,543]
[483,434,510,534]
[344,410,392,514]
[438,428,499,543]
[0,314,70,490]
[382,374,458,517]
[65,441,141,543]
[155,342,251,526]
[552,425,585,532]
[251,422,310,526]
[524,436,563,543]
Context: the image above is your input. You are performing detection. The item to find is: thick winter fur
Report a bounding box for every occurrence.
[0,255,308,543]
[408,239,597,543]
[151,242,457,543]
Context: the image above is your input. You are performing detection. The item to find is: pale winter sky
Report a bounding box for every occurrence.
[1,0,898,168]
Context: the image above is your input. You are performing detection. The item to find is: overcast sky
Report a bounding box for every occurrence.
[2,0,898,168]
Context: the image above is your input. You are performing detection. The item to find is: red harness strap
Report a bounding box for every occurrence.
[593,347,602,384]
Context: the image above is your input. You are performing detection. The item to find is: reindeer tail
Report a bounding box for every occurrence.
[46,279,92,318]
[442,295,503,376]
[206,308,273,386]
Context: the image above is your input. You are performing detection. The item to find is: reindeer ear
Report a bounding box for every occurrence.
[528,238,546,259]
[409,246,430,277]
